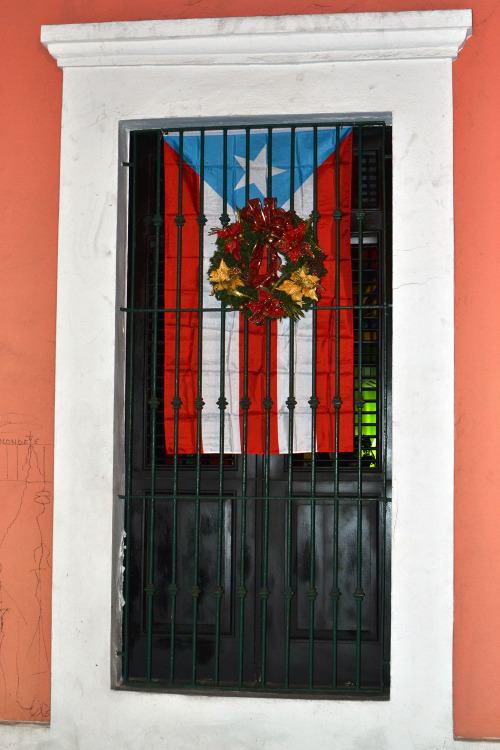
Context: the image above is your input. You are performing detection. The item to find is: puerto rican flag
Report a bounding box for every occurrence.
[163,127,353,454]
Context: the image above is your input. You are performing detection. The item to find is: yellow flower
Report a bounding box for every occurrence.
[210,259,245,297]
[278,279,305,305]
[277,265,322,306]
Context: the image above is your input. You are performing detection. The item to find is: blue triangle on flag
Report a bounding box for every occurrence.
[164,127,352,210]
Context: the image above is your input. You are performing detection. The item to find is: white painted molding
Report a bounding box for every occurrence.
[41,10,472,68]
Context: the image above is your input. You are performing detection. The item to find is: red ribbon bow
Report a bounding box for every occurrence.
[239,197,295,239]
[240,198,298,288]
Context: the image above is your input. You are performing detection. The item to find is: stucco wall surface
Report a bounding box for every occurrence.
[0,0,498,743]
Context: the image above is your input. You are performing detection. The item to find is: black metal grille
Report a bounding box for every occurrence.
[121,122,392,696]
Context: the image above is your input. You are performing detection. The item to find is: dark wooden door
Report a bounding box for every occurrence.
[127,454,385,689]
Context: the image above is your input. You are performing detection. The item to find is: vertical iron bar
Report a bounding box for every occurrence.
[122,131,138,682]
[238,127,251,686]
[260,126,273,687]
[214,127,229,685]
[145,131,164,682]
[380,122,390,688]
[214,313,226,686]
[331,123,343,688]
[191,130,206,684]
[312,126,318,230]
[308,125,319,690]
[146,502,156,685]
[238,316,249,685]
[284,317,295,688]
[260,316,271,687]
[284,126,296,688]
[245,127,250,206]
[355,124,365,688]
[169,130,184,684]
[308,306,318,689]
[267,126,272,199]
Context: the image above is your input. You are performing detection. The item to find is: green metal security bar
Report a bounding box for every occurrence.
[120,121,392,696]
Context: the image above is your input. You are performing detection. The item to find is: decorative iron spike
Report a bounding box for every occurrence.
[239,396,251,411]
[236,585,248,600]
[170,396,183,410]
[308,395,320,410]
[213,586,224,599]
[217,396,228,411]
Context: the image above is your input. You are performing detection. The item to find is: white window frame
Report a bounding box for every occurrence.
[35,11,472,749]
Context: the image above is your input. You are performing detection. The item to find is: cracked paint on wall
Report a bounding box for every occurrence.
[0,414,52,722]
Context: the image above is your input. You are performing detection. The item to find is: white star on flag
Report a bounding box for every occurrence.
[234,145,285,196]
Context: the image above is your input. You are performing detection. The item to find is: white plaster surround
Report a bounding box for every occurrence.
[1,10,479,750]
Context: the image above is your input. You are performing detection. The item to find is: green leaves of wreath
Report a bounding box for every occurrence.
[208,197,327,325]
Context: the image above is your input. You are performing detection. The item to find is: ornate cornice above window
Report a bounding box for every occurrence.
[41,10,472,68]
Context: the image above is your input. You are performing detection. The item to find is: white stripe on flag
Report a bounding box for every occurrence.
[277,171,315,453]
[201,181,240,452]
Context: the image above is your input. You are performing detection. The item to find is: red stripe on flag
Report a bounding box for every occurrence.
[315,132,354,453]
[164,142,200,454]
[241,319,279,455]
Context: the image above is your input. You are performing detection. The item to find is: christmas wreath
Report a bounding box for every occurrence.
[208,197,327,325]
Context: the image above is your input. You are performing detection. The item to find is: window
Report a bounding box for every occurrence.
[121,121,392,697]
[41,8,470,743]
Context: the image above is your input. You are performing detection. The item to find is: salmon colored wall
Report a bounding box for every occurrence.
[1,0,497,736]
